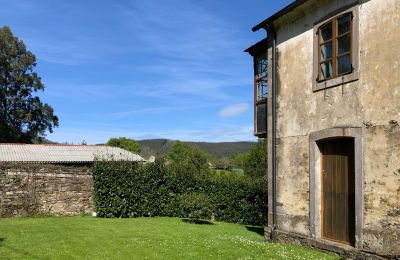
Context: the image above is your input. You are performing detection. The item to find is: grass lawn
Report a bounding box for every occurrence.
[0,216,339,259]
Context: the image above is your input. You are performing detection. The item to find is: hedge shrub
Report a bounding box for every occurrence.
[178,192,214,221]
[92,160,266,225]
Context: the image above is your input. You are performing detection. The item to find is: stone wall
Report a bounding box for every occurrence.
[0,164,93,217]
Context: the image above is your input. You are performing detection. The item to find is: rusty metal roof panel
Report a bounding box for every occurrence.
[0,144,145,163]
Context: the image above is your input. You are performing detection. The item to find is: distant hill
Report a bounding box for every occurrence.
[35,138,256,159]
[137,139,256,159]
[32,138,59,144]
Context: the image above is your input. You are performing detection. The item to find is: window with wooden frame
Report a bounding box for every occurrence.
[245,38,269,137]
[254,53,268,136]
[318,13,352,81]
[313,5,359,92]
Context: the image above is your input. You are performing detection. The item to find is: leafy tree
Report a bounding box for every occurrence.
[106,137,141,154]
[231,153,248,169]
[211,156,231,170]
[243,139,267,179]
[167,141,209,175]
[0,26,58,143]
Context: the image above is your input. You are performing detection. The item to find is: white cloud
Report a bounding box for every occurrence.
[219,103,249,118]
[4,0,256,145]
[111,0,251,100]
[47,124,256,144]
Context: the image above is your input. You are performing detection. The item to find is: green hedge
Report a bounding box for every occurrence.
[92,160,266,225]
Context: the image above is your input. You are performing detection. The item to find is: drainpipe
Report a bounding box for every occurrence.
[266,24,277,241]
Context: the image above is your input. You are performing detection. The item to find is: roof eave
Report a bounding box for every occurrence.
[244,38,269,56]
[252,0,309,32]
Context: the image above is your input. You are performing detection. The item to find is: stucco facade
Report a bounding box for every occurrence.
[247,0,399,258]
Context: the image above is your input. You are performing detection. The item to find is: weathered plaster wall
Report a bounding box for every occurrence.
[0,164,93,216]
[275,135,310,236]
[270,0,400,256]
[362,126,400,255]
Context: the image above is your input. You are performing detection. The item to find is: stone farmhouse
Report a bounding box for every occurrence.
[246,0,399,258]
[0,144,144,217]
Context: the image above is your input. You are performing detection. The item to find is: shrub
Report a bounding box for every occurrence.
[92,159,266,225]
[178,192,215,221]
[167,141,210,176]
[243,139,267,179]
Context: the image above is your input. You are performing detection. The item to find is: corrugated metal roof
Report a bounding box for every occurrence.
[0,144,145,163]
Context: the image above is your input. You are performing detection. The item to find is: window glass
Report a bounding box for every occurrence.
[338,14,351,35]
[320,61,333,80]
[338,55,351,74]
[256,103,266,133]
[257,81,268,100]
[254,52,268,135]
[320,42,332,60]
[338,34,350,54]
[320,22,332,42]
[318,12,352,81]
[256,55,268,77]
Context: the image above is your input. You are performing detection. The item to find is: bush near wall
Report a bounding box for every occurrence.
[92,160,266,225]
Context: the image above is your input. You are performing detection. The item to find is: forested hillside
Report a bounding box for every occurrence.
[137,139,255,158]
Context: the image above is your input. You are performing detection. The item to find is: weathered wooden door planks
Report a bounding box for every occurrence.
[320,138,355,245]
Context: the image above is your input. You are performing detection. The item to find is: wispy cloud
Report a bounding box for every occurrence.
[26,38,121,66]
[131,78,235,100]
[6,0,252,100]
[111,0,251,100]
[48,124,256,144]
[3,0,257,143]
[1,1,125,66]
[110,103,213,118]
[114,1,240,58]
[219,103,249,118]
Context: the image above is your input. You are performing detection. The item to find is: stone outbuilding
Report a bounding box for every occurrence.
[246,0,399,258]
[0,144,144,216]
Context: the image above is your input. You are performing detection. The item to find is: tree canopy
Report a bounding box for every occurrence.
[0,26,58,143]
[243,138,267,178]
[106,137,141,154]
[167,141,210,175]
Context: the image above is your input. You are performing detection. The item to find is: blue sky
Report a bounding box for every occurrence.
[1,0,292,144]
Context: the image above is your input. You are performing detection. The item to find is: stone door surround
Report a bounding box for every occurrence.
[309,127,363,249]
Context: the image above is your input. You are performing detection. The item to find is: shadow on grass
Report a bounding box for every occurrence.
[245,226,264,237]
[0,237,4,247]
[181,218,214,225]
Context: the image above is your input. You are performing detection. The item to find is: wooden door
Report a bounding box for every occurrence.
[320,138,355,245]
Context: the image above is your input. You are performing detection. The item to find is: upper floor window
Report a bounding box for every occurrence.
[256,54,268,100]
[254,52,268,136]
[245,38,269,137]
[313,5,359,92]
[318,13,352,81]
[256,54,268,79]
